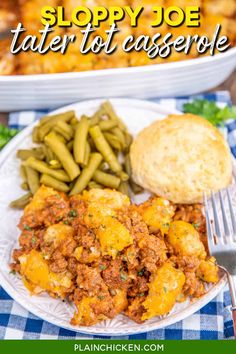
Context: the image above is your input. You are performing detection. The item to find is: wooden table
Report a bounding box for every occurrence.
[1,70,236,126]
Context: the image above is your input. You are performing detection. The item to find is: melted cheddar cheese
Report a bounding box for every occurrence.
[167,221,206,259]
[142,263,185,320]
[139,197,175,235]
[96,216,133,258]
[19,250,72,298]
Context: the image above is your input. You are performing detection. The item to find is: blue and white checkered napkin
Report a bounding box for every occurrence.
[0,91,235,340]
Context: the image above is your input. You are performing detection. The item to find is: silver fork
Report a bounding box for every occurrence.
[204,188,236,338]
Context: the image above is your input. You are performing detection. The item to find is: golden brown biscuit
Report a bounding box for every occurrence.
[130,114,232,204]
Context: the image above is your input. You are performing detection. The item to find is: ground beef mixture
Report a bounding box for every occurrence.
[11,186,219,326]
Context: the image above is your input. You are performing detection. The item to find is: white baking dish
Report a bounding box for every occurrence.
[0,47,235,112]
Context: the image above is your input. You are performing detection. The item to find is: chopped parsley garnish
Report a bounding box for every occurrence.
[31,236,37,245]
[120,272,128,281]
[192,222,201,230]
[69,210,78,217]
[97,295,105,300]
[137,293,145,297]
[137,269,144,276]
[24,224,32,231]
[99,264,107,271]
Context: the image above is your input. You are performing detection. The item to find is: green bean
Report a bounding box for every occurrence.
[124,154,143,194]
[89,109,105,126]
[57,121,74,138]
[102,101,127,131]
[118,171,129,182]
[25,157,70,182]
[39,111,75,126]
[118,181,130,197]
[54,126,71,141]
[70,117,78,126]
[111,127,126,149]
[73,116,89,165]
[17,148,45,161]
[89,125,122,174]
[25,166,40,194]
[124,132,133,152]
[38,123,53,141]
[124,154,132,177]
[45,131,80,181]
[55,134,66,144]
[10,192,32,209]
[103,132,122,151]
[49,160,62,169]
[44,145,55,163]
[89,116,100,127]
[32,127,40,143]
[40,174,70,193]
[99,120,117,131]
[82,142,91,167]
[88,181,103,190]
[99,161,109,171]
[69,180,76,191]
[38,112,74,141]
[67,140,73,151]
[93,170,121,189]
[129,181,144,194]
[42,145,49,164]
[88,137,96,151]
[70,153,102,195]
[20,165,27,182]
[21,182,29,191]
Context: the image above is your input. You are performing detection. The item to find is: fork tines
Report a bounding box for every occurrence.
[203,187,236,248]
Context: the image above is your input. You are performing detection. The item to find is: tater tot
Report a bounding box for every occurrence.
[167,221,206,259]
[138,197,175,235]
[197,257,219,283]
[142,262,185,320]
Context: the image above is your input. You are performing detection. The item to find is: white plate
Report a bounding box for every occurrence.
[0,48,236,111]
[0,98,227,336]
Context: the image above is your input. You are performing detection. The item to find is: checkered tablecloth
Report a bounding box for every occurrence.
[0,91,235,340]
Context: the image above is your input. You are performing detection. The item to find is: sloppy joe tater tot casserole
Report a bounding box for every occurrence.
[11,186,219,326]
[0,0,236,75]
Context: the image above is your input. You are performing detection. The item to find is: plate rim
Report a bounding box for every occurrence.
[0,98,228,336]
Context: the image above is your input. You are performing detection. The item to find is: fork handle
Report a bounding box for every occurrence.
[226,272,236,338]
[232,307,236,338]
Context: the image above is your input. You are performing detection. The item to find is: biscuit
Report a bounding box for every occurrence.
[130,114,232,204]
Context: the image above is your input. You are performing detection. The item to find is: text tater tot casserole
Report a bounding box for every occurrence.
[0,0,236,75]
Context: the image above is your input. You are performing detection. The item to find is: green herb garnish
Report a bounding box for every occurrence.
[183,99,236,126]
[99,264,107,271]
[31,236,37,245]
[24,224,32,231]
[192,222,201,230]
[97,295,105,300]
[69,210,78,217]
[120,272,128,281]
[0,124,19,149]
